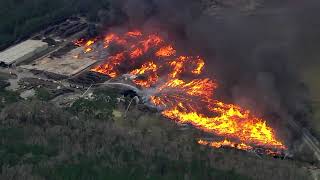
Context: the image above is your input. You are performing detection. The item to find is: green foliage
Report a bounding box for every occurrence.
[0,127,57,168]
[0,0,112,49]
[69,89,118,120]
[0,100,311,180]
[0,0,70,49]
[38,158,249,180]
[35,88,51,101]
[0,128,24,142]
[0,89,20,110]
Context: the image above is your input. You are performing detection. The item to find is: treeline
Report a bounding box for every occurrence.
[0,88,251,180]
[0,0,116,50]
[0,91,310,179]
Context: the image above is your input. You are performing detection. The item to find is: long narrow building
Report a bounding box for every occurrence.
[0,40,48,67]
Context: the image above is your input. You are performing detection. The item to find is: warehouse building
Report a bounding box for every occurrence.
[0,40,48,67]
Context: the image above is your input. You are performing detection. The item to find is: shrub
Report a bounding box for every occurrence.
[69,89,118,120]
[35,88,52,101]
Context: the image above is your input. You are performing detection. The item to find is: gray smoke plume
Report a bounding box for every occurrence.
[103,0,320,144]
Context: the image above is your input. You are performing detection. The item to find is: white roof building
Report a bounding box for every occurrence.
[0,40,48,66]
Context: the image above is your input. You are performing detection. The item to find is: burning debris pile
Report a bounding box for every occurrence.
[75,30,287,155]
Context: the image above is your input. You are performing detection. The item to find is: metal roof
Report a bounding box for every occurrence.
[0,40,48,65]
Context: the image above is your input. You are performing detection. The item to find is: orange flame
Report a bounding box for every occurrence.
[198,139,253,151]
[156,45,176,57]
[103,33,127,48]
[130,61,159,87]
[130,48,144,59]
[91,52,126,78]
[74,39,96,53]
[126,31,143,37]
[192,57,205,75]
[76,30,287,154]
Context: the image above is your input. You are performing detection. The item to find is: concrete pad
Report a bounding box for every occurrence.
[21,47,96,77]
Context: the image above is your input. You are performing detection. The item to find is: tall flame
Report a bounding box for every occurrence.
[75,30,287,154]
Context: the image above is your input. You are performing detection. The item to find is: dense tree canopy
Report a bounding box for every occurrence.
[0,0,113,50]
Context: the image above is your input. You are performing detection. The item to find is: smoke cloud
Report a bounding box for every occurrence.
[105,0,319,136]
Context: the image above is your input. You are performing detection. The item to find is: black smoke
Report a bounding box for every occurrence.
[103,0,319,142]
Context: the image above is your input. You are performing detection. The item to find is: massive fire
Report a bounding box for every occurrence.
[75,30,287,155]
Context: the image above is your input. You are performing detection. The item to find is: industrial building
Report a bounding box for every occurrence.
[0,40,48,66]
